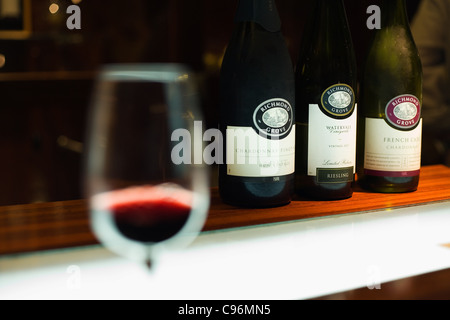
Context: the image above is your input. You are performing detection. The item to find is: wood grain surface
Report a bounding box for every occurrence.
[1,165,449,256]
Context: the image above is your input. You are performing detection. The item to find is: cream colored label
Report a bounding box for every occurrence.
[226,126,295,177]
[364,118,422,172]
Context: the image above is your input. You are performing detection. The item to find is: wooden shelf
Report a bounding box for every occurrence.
[207,165,450,231]
[1,165,449,256]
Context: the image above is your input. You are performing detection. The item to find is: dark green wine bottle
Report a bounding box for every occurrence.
[358,0,423,193]
[218,0,295,208]
[294,0,357,200]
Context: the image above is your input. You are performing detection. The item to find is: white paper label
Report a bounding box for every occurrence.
[364,118,422,175]
[308,104,357,178]
[226,125,295,177]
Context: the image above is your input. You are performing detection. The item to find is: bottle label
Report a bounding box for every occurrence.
[364,118,422,177]
[252,98,294,139]
[320,84,356,119]
[226,98,295,177]
[385,94,421,130]
[307,102,357,183]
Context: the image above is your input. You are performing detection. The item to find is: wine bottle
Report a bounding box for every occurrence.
[358,0,423,193]
[218,0,295,208]
[294,0,357,200]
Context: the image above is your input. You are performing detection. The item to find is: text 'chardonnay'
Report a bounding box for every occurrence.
[219,0,295,208]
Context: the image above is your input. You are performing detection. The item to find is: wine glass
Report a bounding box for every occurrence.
[84,64,210,268]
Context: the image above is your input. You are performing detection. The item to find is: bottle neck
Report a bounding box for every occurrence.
[306,0,351,48]
[234,0,281,32]
[382,0,409,26]
[314,0,346,13]
[310,0,348,33]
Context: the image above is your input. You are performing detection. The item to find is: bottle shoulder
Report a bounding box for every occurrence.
[295,13,356,88]
[222,27,293,72]
[365,27,422,75]
[368,26,420,55]
[295,48,357,91]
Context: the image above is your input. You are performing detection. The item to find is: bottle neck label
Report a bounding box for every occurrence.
[384,94,421,131]
[320,84,355,119]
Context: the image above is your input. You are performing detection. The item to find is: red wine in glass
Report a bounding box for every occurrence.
[85,64,210,268]
[93,184,193,244]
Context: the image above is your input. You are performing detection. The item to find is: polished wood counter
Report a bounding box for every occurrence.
[1,165,450,257]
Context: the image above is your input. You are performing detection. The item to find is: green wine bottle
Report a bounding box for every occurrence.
[295,0,357,200]
[358,0,423,193]
[218,0,295,207]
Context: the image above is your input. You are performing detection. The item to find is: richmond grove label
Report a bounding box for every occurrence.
[364,118,422,176]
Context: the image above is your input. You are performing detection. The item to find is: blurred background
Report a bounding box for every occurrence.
[0,0,429,205]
